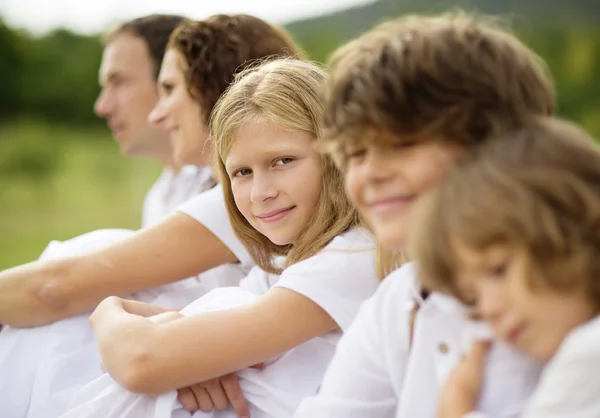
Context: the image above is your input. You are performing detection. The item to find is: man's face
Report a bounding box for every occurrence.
[94,33,171,162]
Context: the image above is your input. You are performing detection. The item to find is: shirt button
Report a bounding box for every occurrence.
[438,342,449,354]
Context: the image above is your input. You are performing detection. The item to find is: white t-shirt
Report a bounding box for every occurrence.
[294,263,542,418]
[142,165,215,228]
[466,314,600,418]
[177,184,253,268]
[0,183,252,418]
[60,228,380,418]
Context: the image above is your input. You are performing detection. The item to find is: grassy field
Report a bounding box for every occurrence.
[0,121,162,270]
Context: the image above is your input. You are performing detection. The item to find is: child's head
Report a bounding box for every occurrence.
[211,59,359,273]
[322,11,555,249]
[411,117,600,362]
[148,14,305,166]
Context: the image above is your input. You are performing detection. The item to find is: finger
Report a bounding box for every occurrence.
[466,340,492,367]
[178,387,200,412]
[191,385,216,413]
[204,379,229,410]
[250,363,265,370]
[221,373,250,418]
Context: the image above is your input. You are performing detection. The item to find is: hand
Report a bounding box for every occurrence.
[178,373,250,417]
[438,340,491,418]
[121,299,179,318]
[147,311,183,324]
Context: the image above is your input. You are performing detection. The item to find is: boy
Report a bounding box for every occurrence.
[296,11,554,418]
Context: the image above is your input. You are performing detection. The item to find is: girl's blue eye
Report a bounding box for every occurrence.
[276,157,294,165]
[235,168,252,177]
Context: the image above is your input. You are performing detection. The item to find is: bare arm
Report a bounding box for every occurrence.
[91,287,337,394]
[0,213,237,327]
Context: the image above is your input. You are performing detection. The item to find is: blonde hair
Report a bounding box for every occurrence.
[210,59,361,274]
[322,11,555,168]
[410,117,600,306]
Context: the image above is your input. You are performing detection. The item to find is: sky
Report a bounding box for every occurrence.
[0,0,374,35]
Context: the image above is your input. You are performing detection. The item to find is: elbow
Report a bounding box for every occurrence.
[117,349,164,395]
[33,261,73,312]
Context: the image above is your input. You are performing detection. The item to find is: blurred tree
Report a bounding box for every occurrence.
[0,18,23,120]
[19,29,104,125]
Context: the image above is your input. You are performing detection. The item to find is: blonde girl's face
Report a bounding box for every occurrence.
[225,119,323,246]
[452,241,597,363]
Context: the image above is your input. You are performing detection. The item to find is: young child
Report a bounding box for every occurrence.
[59,59,386,418]
[295,11,555,418]
[410,117,600,418]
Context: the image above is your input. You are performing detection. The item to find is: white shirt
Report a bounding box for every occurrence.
[142,165,214,228]
[1,183,251,418]
[294,263,542,418]
[60,228,381,418]
[177,184,253,268]
[467,314,600,418]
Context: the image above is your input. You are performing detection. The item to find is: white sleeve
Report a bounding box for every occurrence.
[274,230,379,330]
[294,268,415,418]
[523,317,600,418]
[176,185,252,266]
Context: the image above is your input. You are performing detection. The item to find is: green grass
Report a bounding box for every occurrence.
[0,120,162,269]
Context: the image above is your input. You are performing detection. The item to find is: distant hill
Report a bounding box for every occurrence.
[286,0,600,58]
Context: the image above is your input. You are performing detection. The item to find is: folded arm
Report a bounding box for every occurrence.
[0,213,237,327]
[90,287,337,395]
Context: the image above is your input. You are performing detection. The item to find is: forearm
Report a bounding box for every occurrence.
[93,301,163,393]
[0,214,237,327]
[0,258,74,327]
[94,288,336,395]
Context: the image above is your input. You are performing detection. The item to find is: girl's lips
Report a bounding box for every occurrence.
[256,206,296,223]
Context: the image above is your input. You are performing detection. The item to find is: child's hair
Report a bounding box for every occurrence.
[321,11,555,167]
[167,14,306,126]
[210,59,360,274]
[410,117,600,307]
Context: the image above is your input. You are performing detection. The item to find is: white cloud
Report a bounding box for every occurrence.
[0,0,375,35]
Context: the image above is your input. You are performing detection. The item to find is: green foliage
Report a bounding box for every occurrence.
[0,120,161,269]
[0,19,23,118]
[0,119,64,180]
[18,29,104,125]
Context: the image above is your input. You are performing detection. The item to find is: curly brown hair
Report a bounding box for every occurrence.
[167,14,306,124]
[322,11,555,167]
[410,117,600,307]
[104,14,185,79]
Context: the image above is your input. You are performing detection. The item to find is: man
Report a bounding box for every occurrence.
[94,14,213,227]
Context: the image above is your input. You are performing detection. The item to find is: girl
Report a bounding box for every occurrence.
[60,59,384,418]
[409,117,600,417]
[0,15,304,418]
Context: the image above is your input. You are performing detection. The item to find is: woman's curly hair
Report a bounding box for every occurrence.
[167,14,305,123]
